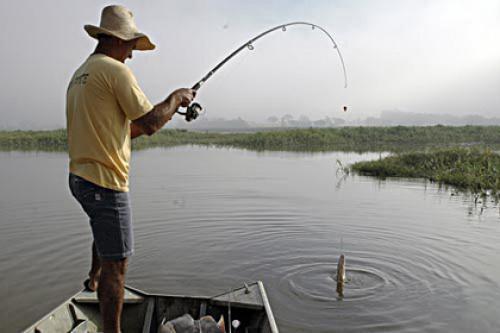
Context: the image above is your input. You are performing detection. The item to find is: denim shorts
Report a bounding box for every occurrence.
[69,173,133,260]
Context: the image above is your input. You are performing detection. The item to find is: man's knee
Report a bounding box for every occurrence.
[101,258,128,277]
[98,259,128,300]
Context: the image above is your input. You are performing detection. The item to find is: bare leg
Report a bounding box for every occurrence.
[87,242,101,291]
[98,258,128,333]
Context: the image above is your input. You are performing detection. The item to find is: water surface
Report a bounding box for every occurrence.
[1,147,499,332]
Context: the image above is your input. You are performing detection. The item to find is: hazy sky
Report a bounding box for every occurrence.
[1,0,499,129]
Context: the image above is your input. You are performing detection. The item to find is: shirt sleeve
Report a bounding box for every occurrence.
[113,66,154,121]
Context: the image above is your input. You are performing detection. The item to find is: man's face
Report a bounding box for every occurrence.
[119,39,138,63]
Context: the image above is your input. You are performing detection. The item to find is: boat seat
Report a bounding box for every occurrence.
[211,283,264,310]
[69,320,88,333]
[73,288,144,304]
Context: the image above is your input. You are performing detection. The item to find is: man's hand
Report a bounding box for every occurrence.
[170,88,196,108]
[131,88,197,138]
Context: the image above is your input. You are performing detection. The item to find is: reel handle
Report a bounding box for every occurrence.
[176,102,202,122]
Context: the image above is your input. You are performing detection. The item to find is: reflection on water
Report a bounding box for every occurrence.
[1,147,499,333]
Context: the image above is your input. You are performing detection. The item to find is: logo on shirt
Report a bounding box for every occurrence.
[68,73,89,90]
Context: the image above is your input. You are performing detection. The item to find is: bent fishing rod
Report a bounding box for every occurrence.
[176,21,348,122]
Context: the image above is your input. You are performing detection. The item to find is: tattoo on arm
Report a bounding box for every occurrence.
[132,96,179,136]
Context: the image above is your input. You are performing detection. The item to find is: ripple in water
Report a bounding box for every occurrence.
[283,262,388,302]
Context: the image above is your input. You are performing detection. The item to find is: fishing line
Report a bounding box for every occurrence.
[176,22,348,121]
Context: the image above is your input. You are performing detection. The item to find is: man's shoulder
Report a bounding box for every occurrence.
[88,54,130,74]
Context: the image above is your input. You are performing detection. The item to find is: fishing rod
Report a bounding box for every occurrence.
[176,21,348,121]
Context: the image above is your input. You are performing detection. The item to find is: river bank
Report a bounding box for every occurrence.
[1,126,499,152]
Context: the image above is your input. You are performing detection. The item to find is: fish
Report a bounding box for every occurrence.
[158,314,225,333]
[336,254,346,297]
[336,254,346,283]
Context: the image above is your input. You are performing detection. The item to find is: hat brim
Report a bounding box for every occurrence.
[84,24,156,51]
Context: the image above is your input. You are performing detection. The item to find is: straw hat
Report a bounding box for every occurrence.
[84,5,155,51]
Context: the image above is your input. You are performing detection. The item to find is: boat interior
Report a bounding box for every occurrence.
[25,283,274,333]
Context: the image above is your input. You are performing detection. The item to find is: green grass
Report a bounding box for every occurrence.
[351,147,500,196]
[0,129,68,151]
[1,125,499,152]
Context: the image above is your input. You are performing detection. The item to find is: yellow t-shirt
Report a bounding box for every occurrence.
[66,54,153,192]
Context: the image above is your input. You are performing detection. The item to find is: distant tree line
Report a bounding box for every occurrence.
[171,111,500,130]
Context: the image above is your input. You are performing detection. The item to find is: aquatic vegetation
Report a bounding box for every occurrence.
[135,125,499,152]
[336,159,350,176]
[0,129,67,151]
[0,126,499,152]
[351,147,500,197]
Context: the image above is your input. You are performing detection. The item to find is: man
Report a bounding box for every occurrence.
[67,5,196,333]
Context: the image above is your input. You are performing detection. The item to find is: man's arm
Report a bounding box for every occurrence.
[131,88,195,138]
[130,122,145,139]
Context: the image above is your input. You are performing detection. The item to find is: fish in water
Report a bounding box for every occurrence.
[336,254,346,297]
[158,314,225,333]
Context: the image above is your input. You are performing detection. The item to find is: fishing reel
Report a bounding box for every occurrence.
[176,102,202,122]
